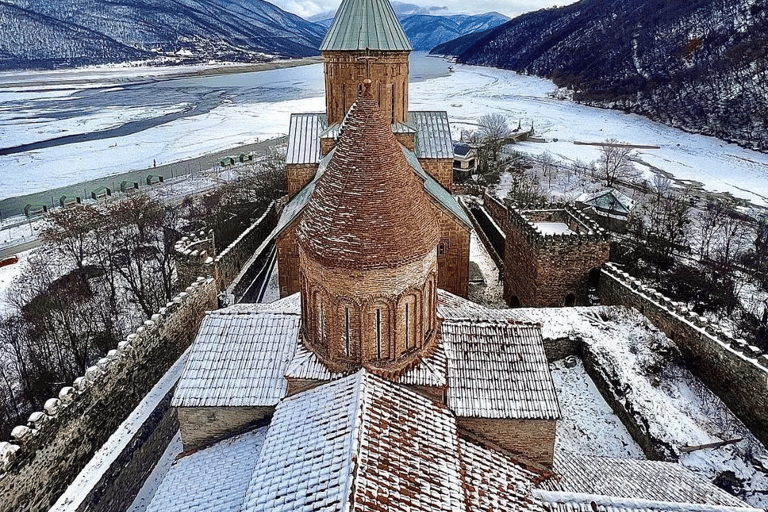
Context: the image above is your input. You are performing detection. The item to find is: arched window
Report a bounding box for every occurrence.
[565,294,576,307]
[391,84,396,124]
[338,300,359,361]
[369,302,391,360]
[510,296,521,308]
[398,294,418,355]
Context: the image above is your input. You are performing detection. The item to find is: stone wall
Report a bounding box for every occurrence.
[461,197,504,271]
[175,230,215,290]
[419,158,453,192]
[457,418,556,468]
[177,406,273,451]
[0,278,217,512]
[287,163,319,199]
[176,202,278,293]
[503,202,609,307]
[599,263,768,447]
[277,217,302,298]
[483,191,512,235]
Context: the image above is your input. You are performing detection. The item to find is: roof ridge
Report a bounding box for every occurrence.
[533,490,760,512]
[342,371,368,512]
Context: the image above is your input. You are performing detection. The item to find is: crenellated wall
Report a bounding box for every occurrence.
[174,201,278,293]
[599,263,768,447]
[0,278,218,512]
[503,201,609,307]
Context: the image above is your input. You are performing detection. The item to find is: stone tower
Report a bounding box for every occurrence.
[297,82,440,376]
[320,0,412,125]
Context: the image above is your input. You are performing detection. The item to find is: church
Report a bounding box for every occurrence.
[142,0,761,510]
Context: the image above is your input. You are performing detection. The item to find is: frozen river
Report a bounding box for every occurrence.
[1,53,767,207]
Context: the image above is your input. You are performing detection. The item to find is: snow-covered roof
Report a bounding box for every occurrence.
[286,112,326,165]
[577,188,636,216]
[437,289,536,323]
[146,427,268,512]
[542,451,755,509]
[534,490,761,512]
[459,437,547,511]
[410,111,454,160]
[241,371,464,512]
[172,306,300,408]
[442,320,561,420]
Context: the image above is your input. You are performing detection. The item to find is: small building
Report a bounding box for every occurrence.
[453,142,478,173]
[504,203,610,307]
[577,188,636,219]
[239,153,253,163]
[91,186,111,200]
[121,181,139,193]
[220,157,235,167]
[146,175,164,186]
[24,204,48,217]
[59,195,81,208]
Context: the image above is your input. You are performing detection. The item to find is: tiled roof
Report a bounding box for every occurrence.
[146,427,268,512]
[272,150,333,238]
[403,147,472,227]
[286,113,326,165]
[411,111,454,159]
[438,289,535,323]
[459,437,547,512]
[297,91,439,271]
[172,309,300,408]
[541,452,754,509]
[442,320,560,420]
[320,0,412,51]
[242,371,464,512]
[534,491,760,512]
[242,373,362,512]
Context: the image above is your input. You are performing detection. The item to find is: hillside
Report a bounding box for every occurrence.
[431,0,768,151]
[0,0,325,70]
[310,2,508,51]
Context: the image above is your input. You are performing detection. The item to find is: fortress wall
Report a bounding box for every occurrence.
[599,263,768,447]
[0,278,218,512]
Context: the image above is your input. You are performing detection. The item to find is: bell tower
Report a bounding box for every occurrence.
[297,81,439,377]
[320,0,412,125]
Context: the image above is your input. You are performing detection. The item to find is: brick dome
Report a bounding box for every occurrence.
[298,83,439,270]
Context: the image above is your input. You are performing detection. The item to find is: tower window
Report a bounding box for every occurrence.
[376,308,382,359]
[405,303,410,350]
[391,84,396,124]
[345,307,351,357]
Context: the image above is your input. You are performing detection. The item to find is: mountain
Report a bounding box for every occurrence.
[309,2,508,51]
[0,0,325,70]
[431,0,768,151]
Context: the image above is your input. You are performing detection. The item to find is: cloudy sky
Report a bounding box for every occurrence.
[270,0,575,20]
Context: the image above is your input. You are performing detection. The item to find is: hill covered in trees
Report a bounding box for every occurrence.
[0,0,325,70]
[432,0,768,151]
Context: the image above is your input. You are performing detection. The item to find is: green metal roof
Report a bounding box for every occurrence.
[320,0,412,51]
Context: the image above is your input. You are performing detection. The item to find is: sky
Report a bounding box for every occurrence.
[270,0,573,20]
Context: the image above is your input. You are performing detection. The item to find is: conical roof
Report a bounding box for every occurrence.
[298,82,438,270]
[320,0,412,51]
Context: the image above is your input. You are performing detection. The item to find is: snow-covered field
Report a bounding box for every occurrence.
[2,56,767,206]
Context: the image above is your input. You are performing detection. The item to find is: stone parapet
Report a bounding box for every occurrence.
[0,278,218,512]
[174,229,215,289]
[599,263,768,446]
[507,200,609,247]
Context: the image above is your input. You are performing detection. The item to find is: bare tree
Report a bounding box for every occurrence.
[597,139,639,187]
[40,205,104,271]
[477,113,511,164]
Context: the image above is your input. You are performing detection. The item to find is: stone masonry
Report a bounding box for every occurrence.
[502,202,609,307]
[599,263,768,448]
[0,278,217,512]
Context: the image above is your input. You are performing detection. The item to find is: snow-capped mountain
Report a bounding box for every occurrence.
[0,0,325,70]
[310,2,508,51]
[431,0,768,151]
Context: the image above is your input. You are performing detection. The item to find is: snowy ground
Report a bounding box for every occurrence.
[551,357,645,459]
[2,56,767,206]
[525,306,768,508]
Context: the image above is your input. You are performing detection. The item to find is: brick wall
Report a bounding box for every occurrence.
[0,278,217,512]
[394,132,416,152]
[419,158,453,192]
[287,163,319,199]
[599,263,768,447]
[435,205,470,298]
[323,50,409,125]
[278,203,470,299]
[177,406,273,451]
[457,418,556,468]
